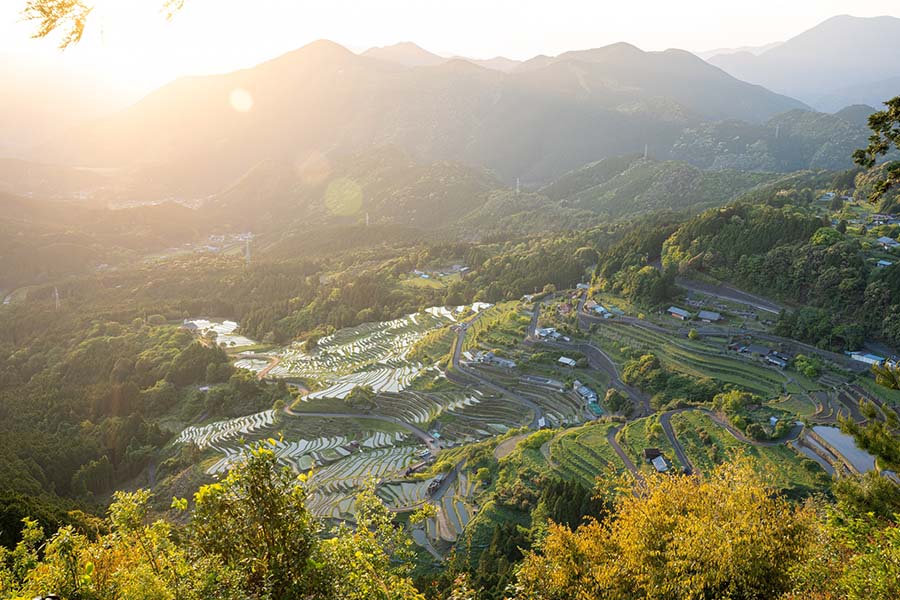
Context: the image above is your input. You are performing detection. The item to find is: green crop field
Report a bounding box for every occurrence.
[547,422,624,486]
[591,321,807,398]
[670,411,830,495]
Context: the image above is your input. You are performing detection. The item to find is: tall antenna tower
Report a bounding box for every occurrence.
[516,178,520,197]
[643,144,649,159]
[775,124,780,140]
[54,287,60,311]
[366,212,370,227]
[244,238,251,266]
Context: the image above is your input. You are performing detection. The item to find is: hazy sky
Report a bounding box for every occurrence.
[2,0,899,98]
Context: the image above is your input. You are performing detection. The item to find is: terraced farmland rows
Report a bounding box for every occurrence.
[260,305,491,398]
[378,479,437,510]
[513,386,584,426]
[595,323,789,397]
[425,471,478,544]
[548,423,624,486]
[175,410,277,450]
[308,446,419,494]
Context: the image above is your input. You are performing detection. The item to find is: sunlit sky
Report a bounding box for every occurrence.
[2,0,899,100]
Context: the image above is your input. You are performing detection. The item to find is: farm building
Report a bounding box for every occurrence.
[697,310,722,322]
[877,236,900,250]
[482,352,516,369]
[536,327,556,338]
[846,351,885,366]
[643,448,662,461]
[877,259,894,268]
[576,283,590,290]
[651,455,669,473]
[667,306,691,320]
[558,356,578,368]
[741,344,770,356]
[765,355,788,369]
[573,380,598,402]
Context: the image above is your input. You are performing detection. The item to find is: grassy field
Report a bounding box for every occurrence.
[670,411,830,496]
[407,326,456,364]
[464,301,530,353]
[857,376,900,407]
[617,416,683,471]
[768,393,819,418]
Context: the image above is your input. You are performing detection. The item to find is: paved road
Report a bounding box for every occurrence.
[606,425,639,475]
[450,316,545,428]
[658,411,694,474]
[677,277,783,314]
[284,407,440,455]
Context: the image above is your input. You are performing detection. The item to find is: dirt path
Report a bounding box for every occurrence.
[256,356,281,380]
[493,433,530,461]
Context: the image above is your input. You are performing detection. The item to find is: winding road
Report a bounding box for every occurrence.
[449,316,545,428]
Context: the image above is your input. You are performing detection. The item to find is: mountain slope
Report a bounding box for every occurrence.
[709,15,900,110]
[362,42,446,67]
[40,40,806,196]
[667,108,872,172]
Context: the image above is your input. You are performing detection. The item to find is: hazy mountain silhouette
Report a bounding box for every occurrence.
[38,40,804,196]
[708,15,900,111]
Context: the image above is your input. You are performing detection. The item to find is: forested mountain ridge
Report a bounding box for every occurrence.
[35,39,804,196]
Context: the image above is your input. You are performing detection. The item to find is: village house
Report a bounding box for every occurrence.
[846,351,885,366]
[558,356,578,368]
[651,456,669,473]
[877,236,900,250]
[573,380,598,403]
[697,310,722,323]
[667,306,692,320]
[481,352,517,369]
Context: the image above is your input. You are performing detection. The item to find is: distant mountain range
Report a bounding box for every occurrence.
[35,39,804,197]
[707,15,900,111]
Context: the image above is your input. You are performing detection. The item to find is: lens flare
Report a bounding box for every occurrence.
[229,88,254,112]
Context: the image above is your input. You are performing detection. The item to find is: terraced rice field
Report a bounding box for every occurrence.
[670,411,829,492]
[547,422,624,486]
[378,479,438,510]
[306,446,420,519]
[425,471,479,544]
[594,322,792,397]
[175,410,277,451]
[264,304,490,398]
[186,319,257,348]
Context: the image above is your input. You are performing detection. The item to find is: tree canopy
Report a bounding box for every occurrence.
[854,96,900,202]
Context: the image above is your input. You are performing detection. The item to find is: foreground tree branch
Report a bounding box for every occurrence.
[23,0,185,48]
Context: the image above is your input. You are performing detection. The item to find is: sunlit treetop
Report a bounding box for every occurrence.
[23,0,184,48]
